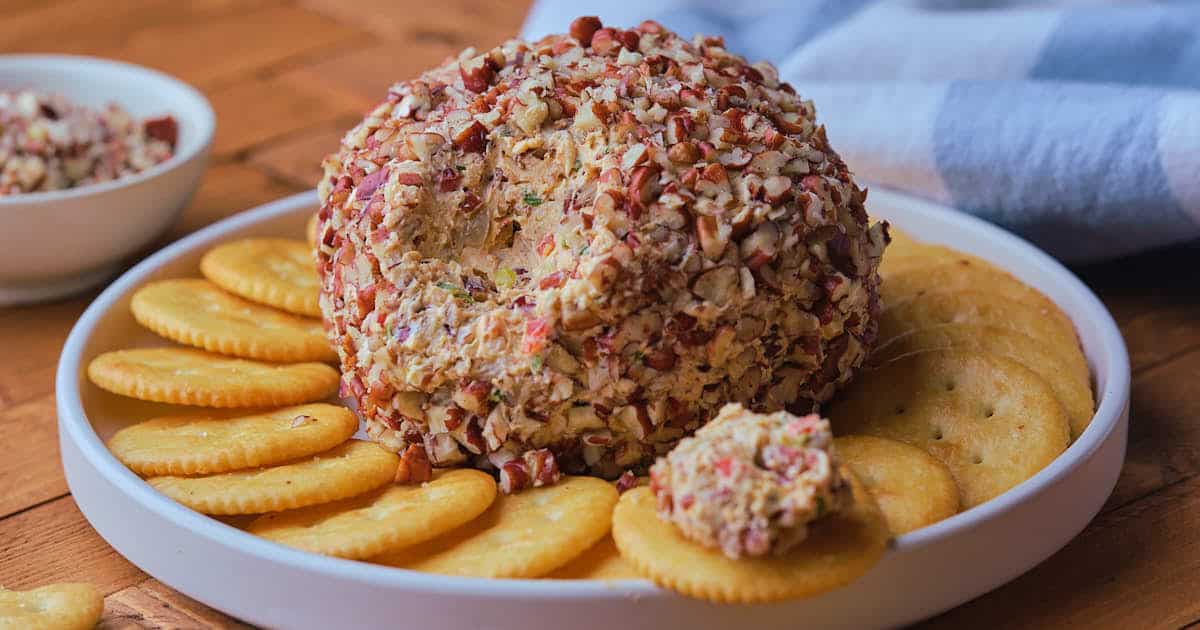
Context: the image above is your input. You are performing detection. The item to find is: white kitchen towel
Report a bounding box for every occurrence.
[522,1,1200,262]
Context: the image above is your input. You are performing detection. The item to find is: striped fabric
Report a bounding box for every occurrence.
[522,1,1200,262]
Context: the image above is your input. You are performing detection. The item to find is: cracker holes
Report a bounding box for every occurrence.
[972,455,984,465]
[894,405,906,415]
[983,407,996,419]
[932,427,944,441]
[945,380,957,392]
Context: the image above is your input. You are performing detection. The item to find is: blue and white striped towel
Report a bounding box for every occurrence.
[523,1,1200,263]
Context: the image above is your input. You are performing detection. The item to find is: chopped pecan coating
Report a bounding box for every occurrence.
[318,17,887,484]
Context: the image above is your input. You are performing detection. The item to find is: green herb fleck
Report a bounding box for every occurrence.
[488,388,509,404]
[455,164,466,172]
[494,267,517,290]
[523,191,543,207]
[632,350,646,364]
[572,158,581,171]
[815,496,826,517]
[531,356,544,373]
[435,281,472,301]
[579,245,590,255]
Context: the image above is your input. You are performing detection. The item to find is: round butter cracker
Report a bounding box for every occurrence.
[108,403,358,476]
[879,242,969,278]
[611,472,889,604]
[87,347,339,408]
[834,435,959,535]
[373,476,618,578]
[832,350,1069,508]
[131,278,334,363]
[201,238,321,318]
[876,288,1086,383]
[248,469,497,560]
[148,440,398,515]
[0,583,103,630]
[872,324,1094,439]
[547,536,642,581]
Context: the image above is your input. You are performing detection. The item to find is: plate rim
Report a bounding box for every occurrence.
[55,187,1131,601]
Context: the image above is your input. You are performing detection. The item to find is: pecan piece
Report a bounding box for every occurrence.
[591,28,620,55]
[499,460,531,493]
[394,444,433,484]
[570,16,603,46]
[637,20,664,34]
[525,448,561,487]
[615,470,639,493]
[762,175,792,204]
[452,121,488,153]
[644,348,677,371]
[355,168,389,201]
[394,172,423,186]
[701,163,727,186]
[692,266,739,306]
[143,115,178,147]
[668,141,699,164]
[498,449,561,493]
[695,215,727,259]
[626,165,662,213]
[436,167,462,192]
[618,30,640,51]
[459,57,495,93]
[453,379,492,415]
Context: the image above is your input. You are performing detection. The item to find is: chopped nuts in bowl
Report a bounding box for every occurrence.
[0,55,214,306]
[0,89,178,196]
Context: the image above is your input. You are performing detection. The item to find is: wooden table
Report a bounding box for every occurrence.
[1,2,1197,627]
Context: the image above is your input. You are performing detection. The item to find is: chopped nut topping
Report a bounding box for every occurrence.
[0,90,176,195]
[650,404,850,558]
[395,443,433,484]
[316,16,886,483]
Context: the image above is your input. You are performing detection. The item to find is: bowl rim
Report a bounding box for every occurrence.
[55,188,1131,600]
[0,53,215,207]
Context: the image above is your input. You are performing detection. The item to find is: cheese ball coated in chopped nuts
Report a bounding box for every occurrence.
[649,404,850,558]
[315,17,887,488]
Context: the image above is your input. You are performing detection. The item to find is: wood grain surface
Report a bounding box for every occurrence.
[1,1,1197,627]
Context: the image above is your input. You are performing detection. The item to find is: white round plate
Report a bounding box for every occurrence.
[57,189,1130,630]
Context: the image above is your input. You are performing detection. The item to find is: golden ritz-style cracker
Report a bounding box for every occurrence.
[832,350,1070,508]
[201,238,322,318]
[87,347,339,408]
[877,289,1086,380]
[131,278,334,363]
[373,476,618,578]
[108,403,358,476]
[872,323,1094,439]
[834,435,959,535]
[148,440,398,515]
[611,471,889,604]
[881,255,1054,309]
[0,583,103,630]
[878,236,971,278]
[547,536,642,581]
[248,469,497,560]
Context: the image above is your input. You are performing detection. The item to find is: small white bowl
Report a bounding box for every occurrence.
[56,189,1130,630]
[0,54,214,306]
